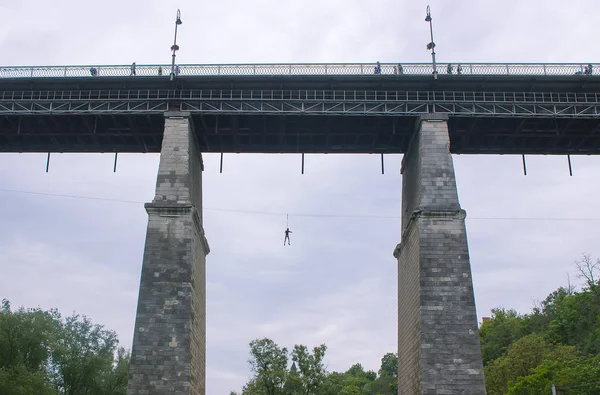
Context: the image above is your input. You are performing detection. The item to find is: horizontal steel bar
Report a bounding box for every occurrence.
[0,100,598,118]
[2,89,599,104]
[0,62,597,78]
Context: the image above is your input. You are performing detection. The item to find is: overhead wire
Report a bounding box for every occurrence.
[1,187,600,222]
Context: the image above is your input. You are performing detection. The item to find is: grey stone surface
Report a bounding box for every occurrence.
[127,115,209,395]
[394,116,486,394]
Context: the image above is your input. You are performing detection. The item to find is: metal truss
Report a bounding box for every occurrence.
[0,62,598,78]
[1,89,599,118]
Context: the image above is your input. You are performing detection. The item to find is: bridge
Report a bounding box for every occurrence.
[1,62,599,155]
[2,62,599,395]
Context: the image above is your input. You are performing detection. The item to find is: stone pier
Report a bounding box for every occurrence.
[128,112,209,395]
[394,114,486,394]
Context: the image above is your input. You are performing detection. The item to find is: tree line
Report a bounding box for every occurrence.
[2,255,599,394]
[229,338,398,395]
[0,299,129,395]
[233,255,600,394]
[479,254,600,394]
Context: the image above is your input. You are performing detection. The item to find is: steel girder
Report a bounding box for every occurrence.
[0,89,599,118]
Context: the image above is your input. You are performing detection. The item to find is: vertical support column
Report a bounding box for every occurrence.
[128,111,209,395]
[394,114,486,394]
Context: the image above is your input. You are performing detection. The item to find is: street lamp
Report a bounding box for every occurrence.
[425,5,437,78]
[170,9,182,81]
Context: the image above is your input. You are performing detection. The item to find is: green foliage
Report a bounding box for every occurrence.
[51,314,121,394]
[484,334,553,395]
[248,338,289,395]
[239,339,397,395]
[291,344,327,394]
[506,353,600,395]
[238,256,600,395]
[544,288,600,352]
[479,308,528,365]
[481,255,600,394]
[0,364,58,395]
[377,353,397,378]
[0,300,58,372]
[241,377,269,395]
[0,299,129,395]
[281,368,303,395]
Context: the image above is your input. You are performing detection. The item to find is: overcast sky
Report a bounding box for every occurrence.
[1,0,599,393]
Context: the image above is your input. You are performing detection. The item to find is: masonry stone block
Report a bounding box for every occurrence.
[394,116,486,394]
[128,114,209,395]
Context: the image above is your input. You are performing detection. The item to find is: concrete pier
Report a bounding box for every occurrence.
[394,114,486,394]
[128,112,209,395]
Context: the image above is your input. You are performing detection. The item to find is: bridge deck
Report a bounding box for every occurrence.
[1,63,599,155]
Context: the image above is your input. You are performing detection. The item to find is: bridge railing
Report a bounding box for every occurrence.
[0,63,596,78]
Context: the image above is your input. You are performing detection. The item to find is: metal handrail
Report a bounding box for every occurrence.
[0,63,597,79]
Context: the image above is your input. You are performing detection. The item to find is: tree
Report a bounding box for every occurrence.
[542,286,600,353]
[291,344,327,395]
[235,254,600,395]
[317,371,347,395]
[575,254,599,289]
[484,334,549,395]
[282,365,303,395]
[241,377,268,395]
[0,299,58,371]
[506,348,600,395]
[0,299,59,394]
[0,364,58,395]
[0,300,128,395]
[378,352,397,378]
[50,313,120,395]
[370,353,398,395]
[248,338,289,395]
[479,308,527,365]
[338,384,361,395]
[100,347,130,395]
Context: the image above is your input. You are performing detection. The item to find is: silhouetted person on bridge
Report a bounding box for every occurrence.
[447,63,453,74]
[374,61,381,74]
[457,64,463,75]
[158,66,163,76]
[284,228,292,246]
[89,67,97,76]
[130,62,136,76]
[585,64,593,75]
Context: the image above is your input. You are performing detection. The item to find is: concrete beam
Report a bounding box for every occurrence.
[395,116,486,394]
[128,114,209,395]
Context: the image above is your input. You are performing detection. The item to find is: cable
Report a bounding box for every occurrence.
[1,187,600,222]
[0,188,141,204]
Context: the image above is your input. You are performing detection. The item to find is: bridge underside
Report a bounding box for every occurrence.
[1,74,599,154]
[1,113,599,155]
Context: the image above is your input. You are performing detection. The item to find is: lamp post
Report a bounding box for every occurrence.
[425,5,437,78]
[170,9,182,81]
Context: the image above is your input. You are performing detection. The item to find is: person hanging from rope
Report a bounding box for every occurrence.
[284,227,292,246]
[283,214,292,246]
